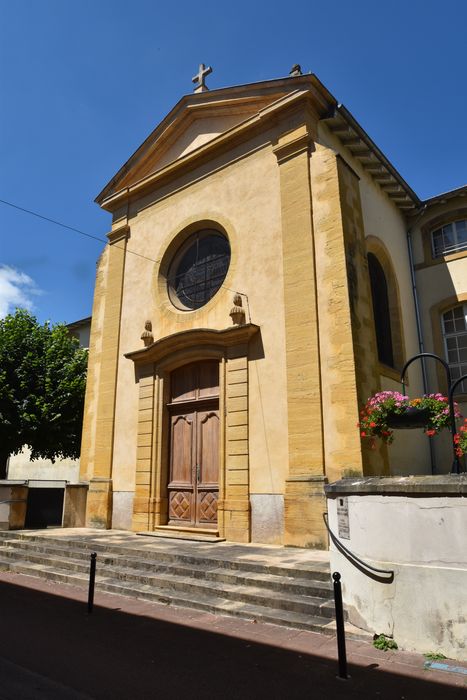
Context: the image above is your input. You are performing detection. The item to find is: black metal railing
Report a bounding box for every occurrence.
[323,513,394,583]
[323,513,394,680]
[400,353,467,474]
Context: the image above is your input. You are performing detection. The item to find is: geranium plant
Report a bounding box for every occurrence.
[454,418,467,457]
[358,391,462,446]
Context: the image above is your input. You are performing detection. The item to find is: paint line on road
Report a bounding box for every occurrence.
[424,661,467,676]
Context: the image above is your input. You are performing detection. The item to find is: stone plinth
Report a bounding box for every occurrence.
[325,475,467,660]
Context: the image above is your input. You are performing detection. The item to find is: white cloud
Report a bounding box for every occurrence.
[0,265,42,318]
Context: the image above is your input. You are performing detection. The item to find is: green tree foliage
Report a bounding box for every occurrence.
[0,309,88,478]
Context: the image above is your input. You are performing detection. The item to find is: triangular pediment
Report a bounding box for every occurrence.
[96,75,334,207]
[118,102,271,187]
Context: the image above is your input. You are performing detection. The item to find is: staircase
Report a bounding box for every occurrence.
[0,529,366,639]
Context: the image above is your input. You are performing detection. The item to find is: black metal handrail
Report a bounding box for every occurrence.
[323,513,394,583]
[324,513,393,680]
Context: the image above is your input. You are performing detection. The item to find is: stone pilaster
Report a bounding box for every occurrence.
[132,364,156,531]
[335,156,387,475]
[273,125,326,548]
[81,225,129,528]
[310,146,385,480]
[223,348,250,542]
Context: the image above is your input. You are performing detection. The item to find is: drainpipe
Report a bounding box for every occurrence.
[406,205,436,473]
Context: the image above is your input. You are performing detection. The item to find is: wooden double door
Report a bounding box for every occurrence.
[167,361,220,529]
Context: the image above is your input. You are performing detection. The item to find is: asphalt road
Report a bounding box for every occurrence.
[0,573,465,699]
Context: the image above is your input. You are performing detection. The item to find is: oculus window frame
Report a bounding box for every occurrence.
[167,229,231,311]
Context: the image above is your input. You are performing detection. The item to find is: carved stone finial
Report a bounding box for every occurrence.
[192,63,212,93]
[229,294,246,326]
[289,64,302,77]
[141,320,154,347]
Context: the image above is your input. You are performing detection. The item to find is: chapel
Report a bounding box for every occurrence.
[79,67,467,548]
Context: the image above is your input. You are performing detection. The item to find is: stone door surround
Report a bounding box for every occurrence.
[125,324,259,542]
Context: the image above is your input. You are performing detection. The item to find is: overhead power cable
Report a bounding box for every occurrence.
[0,198,159,264]
[0,197,251,318]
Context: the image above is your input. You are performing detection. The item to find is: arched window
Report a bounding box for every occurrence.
[442,303,467,393]
[432,219,467,258]
[368,252,394,368]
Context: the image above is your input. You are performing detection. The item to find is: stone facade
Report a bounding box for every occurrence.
[79,74,466,546]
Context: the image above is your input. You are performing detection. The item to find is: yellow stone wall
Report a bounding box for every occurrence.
[310,147,384,478]
[111,141,289,511]
[317,122,430,475]
[81,86,445,544]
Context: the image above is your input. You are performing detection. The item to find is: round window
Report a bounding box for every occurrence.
[167,229,231,310]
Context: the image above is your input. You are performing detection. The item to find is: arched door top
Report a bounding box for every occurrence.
[125,324,259,366]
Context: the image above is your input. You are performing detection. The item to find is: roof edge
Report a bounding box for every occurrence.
[95,74,336,205]
[421,184,467,207]
[334,104,421,207]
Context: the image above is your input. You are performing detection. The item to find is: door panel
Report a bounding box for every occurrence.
[168,412,195,524]
[171,364,197,404]
[197,410,219,485]
[171,360,219,403]
[196,410,219,527]
[168,490,193,523]
[198,360,220,399]
[170,414,194,485]
[167,361,220,529]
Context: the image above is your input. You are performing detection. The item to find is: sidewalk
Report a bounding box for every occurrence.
[0,571,465,699]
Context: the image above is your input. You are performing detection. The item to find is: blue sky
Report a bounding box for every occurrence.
[1,0,466,324]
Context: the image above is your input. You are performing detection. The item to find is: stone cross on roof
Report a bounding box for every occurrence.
[192,63,212,93]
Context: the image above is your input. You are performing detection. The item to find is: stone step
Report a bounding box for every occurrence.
[0,530,366,639]
[0,547,336,618]
[0,540,332,598]
[0,532,330,581]
[142,529,226,543]
[0,557,367,640]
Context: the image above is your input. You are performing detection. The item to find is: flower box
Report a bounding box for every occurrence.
[386,407,432,429]
[358,391,462,447]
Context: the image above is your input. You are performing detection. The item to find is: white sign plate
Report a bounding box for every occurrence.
[337,497,350,539]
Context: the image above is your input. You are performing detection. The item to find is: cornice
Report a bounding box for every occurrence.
[125,324,260,365]
[106,224,130,244]
[98,89,325,212]
[272,131,314,164]
[322,104,420,214]
[95,74,335,206]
